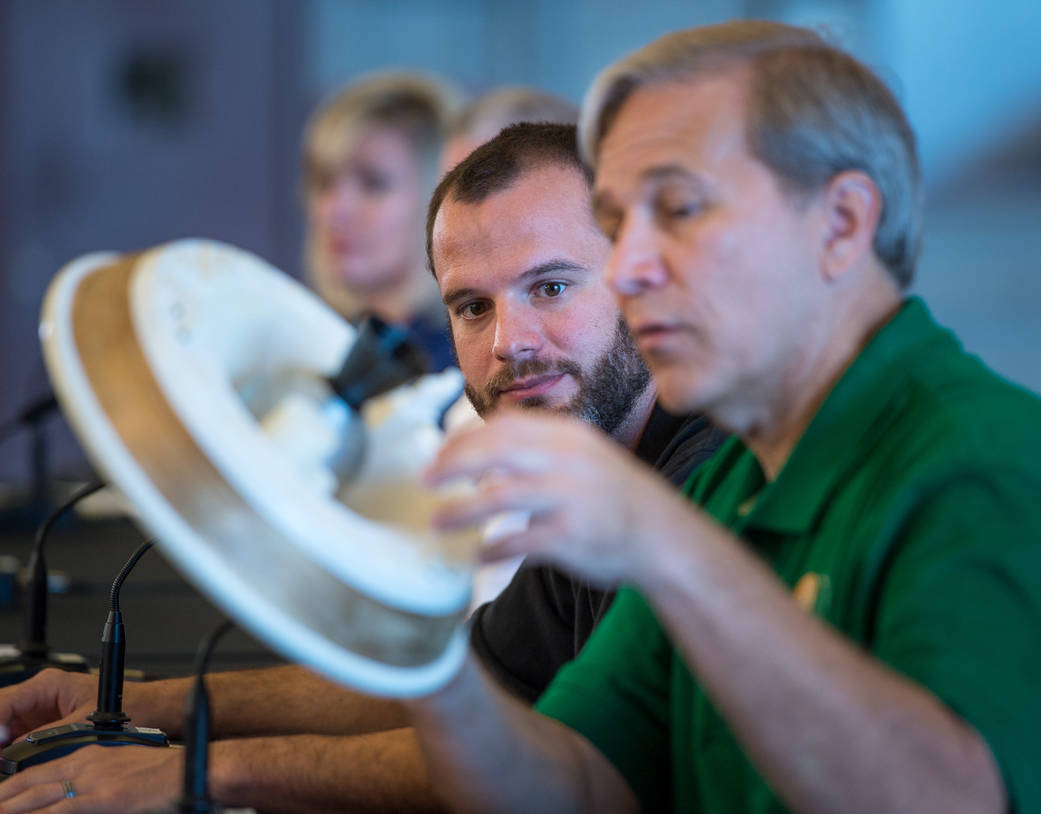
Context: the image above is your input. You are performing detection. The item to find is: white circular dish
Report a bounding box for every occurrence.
[40,240,471,696]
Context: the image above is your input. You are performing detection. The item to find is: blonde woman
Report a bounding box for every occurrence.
[303,72,461,371]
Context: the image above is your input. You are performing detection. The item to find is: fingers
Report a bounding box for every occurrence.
[0,779,75,813]
[0,745,179,814]
[426,436,550,487]
[0,757,63,806]
[479,529,553,564]
[31,711,91,741]
[0,683,45,745]
[0,670,94,747]
[426,410,586,487]
[433,476,559,533]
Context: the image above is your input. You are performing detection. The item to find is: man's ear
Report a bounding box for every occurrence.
[818,170,882,283]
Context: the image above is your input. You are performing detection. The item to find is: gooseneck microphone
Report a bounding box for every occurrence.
[88,540,155,730]
[0,540,170,777]
[176,619,234,814]
[23,482,104,660]
[0,393,59,448]
[0,393,61,531]
[0,481,103,686]
[142,620,243,814]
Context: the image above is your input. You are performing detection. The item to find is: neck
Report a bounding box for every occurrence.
[351,267,443,326]
[612,385,659,451]
[732,282,901,481]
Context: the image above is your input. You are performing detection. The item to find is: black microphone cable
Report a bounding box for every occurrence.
[21,480,105,659]
[178,618,234,814]
[0,394,58,448]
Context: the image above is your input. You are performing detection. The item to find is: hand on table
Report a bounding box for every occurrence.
[0,670,96,746]
[0,744,181,813]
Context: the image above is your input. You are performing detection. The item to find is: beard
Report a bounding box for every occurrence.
[464,315,652,435]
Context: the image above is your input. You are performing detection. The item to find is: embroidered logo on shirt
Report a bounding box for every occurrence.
[792,572,829,612]
[736,494,759,517]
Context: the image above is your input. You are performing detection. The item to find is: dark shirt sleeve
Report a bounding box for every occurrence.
[469,410,726,702]
[469,565,610,703]
[650,414,729,487]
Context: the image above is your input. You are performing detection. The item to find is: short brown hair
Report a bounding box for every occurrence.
[426,122,590,277]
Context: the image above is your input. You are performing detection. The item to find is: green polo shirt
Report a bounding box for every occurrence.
[537,298,1041,813]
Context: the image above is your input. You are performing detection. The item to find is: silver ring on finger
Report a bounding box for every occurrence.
[61,779,77,799]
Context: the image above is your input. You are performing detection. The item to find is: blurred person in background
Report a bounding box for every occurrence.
[0,122,723,814]
[440,85,578,173]
[304,72,462,372]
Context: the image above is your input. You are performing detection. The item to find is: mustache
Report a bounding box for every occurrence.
[483,358,582,402]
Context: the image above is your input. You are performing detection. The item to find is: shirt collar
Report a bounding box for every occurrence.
[739,298,958,536]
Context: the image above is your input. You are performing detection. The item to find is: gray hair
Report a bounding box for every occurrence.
[580,20,922,288]
[451,86,578,141]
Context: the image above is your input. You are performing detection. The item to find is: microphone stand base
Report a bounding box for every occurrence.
[0,722,169,776]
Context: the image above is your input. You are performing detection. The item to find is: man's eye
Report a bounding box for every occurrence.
[457,301,490,320]
[657,198,701,220]
[535,281,567,298]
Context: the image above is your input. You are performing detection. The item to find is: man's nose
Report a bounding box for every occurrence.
[492,303,543,362]
[606,215,667,296]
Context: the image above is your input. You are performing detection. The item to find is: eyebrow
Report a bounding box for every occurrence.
[593,163,703,217]
[644,163,699,184]
[441,259,587,309]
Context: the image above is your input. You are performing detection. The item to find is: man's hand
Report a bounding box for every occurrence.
[0,670,97,746]
[426,409,695,587]
[0,744,181,813]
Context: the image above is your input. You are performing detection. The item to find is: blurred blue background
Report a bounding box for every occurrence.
[1,0,1039,486]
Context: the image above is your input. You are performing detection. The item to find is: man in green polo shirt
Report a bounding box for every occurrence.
[414,19,1041,814]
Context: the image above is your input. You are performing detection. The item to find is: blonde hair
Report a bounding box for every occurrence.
[303,71,461,203]
[580,20,922,288]
[301,72,462,316]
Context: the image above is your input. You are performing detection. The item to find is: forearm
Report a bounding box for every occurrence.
[210,730,442,813]
[126,665,409,738]
[407,655,637,814]
[638,511,1005,814]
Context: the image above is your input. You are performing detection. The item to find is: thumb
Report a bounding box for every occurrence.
[11,707,91,744]
[47,707,93,734]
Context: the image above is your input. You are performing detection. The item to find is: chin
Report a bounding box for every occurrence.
[649,364,707,415]
[329,260,372,286]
